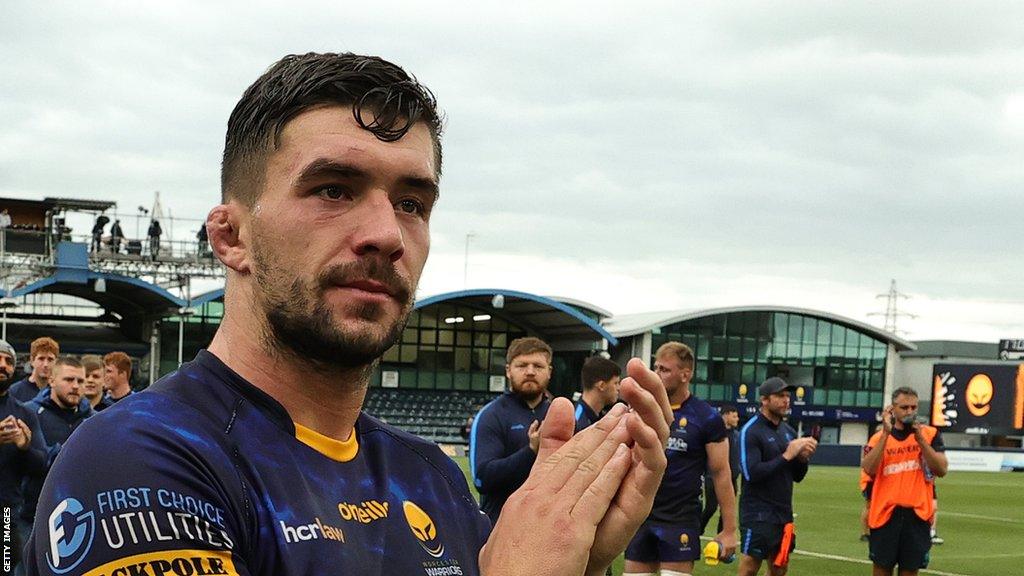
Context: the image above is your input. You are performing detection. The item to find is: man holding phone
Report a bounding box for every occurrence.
[862,387,947,576]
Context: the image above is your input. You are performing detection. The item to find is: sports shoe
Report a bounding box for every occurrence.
[931,534,944,545]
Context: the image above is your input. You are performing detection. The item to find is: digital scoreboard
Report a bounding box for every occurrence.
[931,363,1024,435]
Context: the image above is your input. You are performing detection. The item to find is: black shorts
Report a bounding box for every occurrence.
[625,520,702,563]
[869,507,931,571]
[740,521,795,563]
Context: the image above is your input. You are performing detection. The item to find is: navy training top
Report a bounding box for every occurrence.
[469,391,549,525]
[573,399,601,433]
[10,378,44,405]
[738,413,808,525]
[26,350,490,576]
[648,394,727,524]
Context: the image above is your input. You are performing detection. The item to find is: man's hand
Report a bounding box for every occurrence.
[783,437,814,461]
[479,400,634,576]
[881,405,894,434]
[0,416,30,450]
[584,358,671,575]
[478,358,672,576]
[528,420,540,453]
[714,527,738,560]
[797,437,818,462]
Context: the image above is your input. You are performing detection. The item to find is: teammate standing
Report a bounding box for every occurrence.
[26,52,673,576]
[9,337,59,404]
[575,355,622,432]
[624,342,738,576]
[20,357,94,549]
[101,351,134,402]
[470,337,553,524]
[737,377,817,576]
[862,387,947,576]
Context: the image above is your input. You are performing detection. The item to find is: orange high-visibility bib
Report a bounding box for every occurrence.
[866,426,937,528]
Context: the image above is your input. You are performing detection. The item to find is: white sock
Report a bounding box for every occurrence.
[660,571,692,576]
[622,573,656,576]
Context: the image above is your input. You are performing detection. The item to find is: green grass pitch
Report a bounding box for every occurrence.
[451,458,1024,576]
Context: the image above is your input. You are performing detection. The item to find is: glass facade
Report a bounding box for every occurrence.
[375,304,529,392]
[158,300,224,376]
[649,311,887,409]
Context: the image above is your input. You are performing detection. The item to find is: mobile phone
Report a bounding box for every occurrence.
[803,424,821,441]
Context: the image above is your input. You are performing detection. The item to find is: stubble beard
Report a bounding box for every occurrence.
[250,238,415,375]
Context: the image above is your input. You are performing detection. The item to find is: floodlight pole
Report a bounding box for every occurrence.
[463,232,476,288]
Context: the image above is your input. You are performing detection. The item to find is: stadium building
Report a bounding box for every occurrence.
[605,307,915,447]
[2,196,1021,449]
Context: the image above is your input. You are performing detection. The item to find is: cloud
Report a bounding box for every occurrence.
[2,1,1022,341]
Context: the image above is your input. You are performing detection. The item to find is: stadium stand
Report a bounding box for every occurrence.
[362,388,498,444]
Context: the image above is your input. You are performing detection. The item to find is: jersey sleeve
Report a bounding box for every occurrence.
[703,410,728,444]
[24,401,253,576]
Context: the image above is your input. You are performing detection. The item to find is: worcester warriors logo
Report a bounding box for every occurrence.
[46,498,96,574]
[680,533,689,546]
[966,374,994,417]
[403,501,444,558]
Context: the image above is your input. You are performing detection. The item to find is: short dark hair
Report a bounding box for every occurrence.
[221,52,443,206]
[55,356,82,371]
[720,404,738,415]
[506,337,552,364]
[581,356,621,391]
[891,386,919,402]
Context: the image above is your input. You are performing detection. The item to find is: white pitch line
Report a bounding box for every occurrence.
[938,510,1024,523]
[807,503,1024,524]
[954,552,1024,559]
[697,537,979,576]
[792,549,974,576]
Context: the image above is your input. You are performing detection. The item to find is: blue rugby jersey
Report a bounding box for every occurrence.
[26,350,490,576]
[647,395,727,524]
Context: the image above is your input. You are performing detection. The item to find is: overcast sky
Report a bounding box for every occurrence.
[2,1,1022,343]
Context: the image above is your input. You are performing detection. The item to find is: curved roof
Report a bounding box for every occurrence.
[416,289,618,346]
[604,305,916,351]
[548,296,614,320]
[191,287,225,306]
[9,272,185,317]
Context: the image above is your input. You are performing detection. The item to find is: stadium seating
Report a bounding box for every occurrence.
[362,389,500,444]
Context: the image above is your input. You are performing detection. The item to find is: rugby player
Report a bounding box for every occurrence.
[624,342,738,576]
[26,52,672,576]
